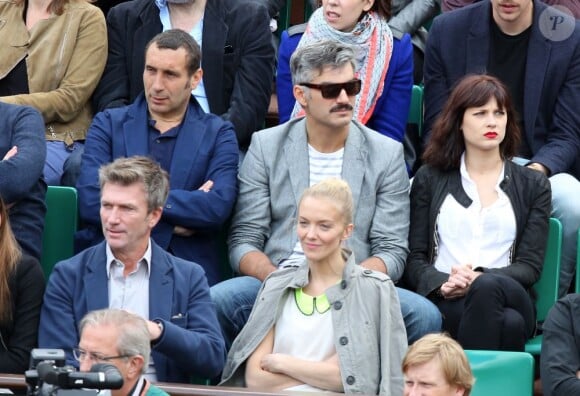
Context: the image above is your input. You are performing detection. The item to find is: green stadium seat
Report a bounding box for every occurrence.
[408,85,423,136]
[466,350,534,396]
[575,228,580,293]
[525,217,562,355]
[41,186,78,280]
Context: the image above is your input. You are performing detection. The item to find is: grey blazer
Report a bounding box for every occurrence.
[228,118,410,281]
[389,0,440,52]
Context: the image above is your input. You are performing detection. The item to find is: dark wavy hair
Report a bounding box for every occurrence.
[0,197,21,323]
[371,0,392,20]
[423,74,521,171]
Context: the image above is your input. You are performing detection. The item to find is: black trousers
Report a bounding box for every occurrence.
[437,273,536,351]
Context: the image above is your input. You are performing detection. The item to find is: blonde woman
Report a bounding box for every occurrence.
[222,179,407,395]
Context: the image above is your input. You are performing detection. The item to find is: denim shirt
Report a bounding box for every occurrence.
[220,251,407,395]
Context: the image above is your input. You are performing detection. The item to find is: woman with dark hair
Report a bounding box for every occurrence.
[0,0,107,186]
[0,197,45,373]
[404,74,551,351]
[276,0,413,144]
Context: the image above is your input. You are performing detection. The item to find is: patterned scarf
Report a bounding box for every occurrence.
[290,8,393,123]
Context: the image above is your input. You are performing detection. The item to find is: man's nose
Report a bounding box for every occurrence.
[79,359,92,372]
[336,88,350,103]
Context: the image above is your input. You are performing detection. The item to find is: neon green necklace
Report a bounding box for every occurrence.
[294,287,331,315]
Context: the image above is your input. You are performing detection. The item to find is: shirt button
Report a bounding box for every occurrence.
[156,139,160,143]
[346,376,355,385]
[363,269,372,275]
[340,280,347,289]
[166,204,172,209]
[339,336,348,345]
[334,301,342,310]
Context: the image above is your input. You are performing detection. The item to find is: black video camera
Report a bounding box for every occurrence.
[25,349,123,396]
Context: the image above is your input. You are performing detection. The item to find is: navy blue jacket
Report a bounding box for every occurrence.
[39,240,226,382]
[92,0,274,149]
[424,0,580,177]
[0,102,46,260]
[76,94,238,285]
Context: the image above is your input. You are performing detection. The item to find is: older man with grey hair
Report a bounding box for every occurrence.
[211,40,441,354]
[77,309,168,396]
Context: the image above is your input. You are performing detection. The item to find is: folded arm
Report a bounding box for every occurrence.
[0,106,45,203]
[245,327,304,390]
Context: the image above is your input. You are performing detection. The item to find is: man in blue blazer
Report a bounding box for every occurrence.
[92,0,274,151]
[77,30,238,286]
[423,0,580,296]
[40,156,226,383]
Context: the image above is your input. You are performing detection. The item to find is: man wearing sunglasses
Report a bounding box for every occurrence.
[77,309,169,396]
[212,39,442,349]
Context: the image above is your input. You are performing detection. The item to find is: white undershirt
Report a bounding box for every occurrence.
[434,156,516,273]
[273,292,335,392]
[286,145,344,263]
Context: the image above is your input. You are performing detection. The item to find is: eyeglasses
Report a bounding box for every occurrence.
[73,348,131,363]
[299,79,362,99]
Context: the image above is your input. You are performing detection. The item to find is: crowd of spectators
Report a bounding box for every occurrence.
[0,0,578,394]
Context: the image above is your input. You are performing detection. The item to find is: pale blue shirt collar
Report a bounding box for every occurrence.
[154,0,210,113]
[105,240,152,279]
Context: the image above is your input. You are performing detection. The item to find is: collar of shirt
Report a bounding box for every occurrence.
[155,0,168,11]
[459,153,507,203]
[105,240,152,279]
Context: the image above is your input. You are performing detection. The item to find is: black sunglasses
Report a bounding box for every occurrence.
[299,79,362,99]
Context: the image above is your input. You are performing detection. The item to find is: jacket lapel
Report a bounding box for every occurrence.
[123,96,149,157]
[466,4,491,74]
[148,243,173,321]
[169,101,206,188]
[523,11,550,142]
[201,1,227,114]
[284,119,310,207]
[84,243,109,312]
[342,123,365,208]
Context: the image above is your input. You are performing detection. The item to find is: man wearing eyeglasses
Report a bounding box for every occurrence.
[211,40,441,350]
[77,309,169,396]
[39,156,226,384]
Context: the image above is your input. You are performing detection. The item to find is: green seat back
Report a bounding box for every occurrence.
[533,217,562,321]
[41,186,78,280]
[575,228,580,292]
[525,217,562,355]
[466,350,534,396]
[407,85,423,136]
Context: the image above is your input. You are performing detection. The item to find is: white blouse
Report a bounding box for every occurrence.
[433,156,516,274]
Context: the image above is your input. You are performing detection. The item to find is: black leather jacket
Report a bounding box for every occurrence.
[404,160,552,298]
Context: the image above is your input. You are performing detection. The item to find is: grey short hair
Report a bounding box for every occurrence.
[99,156,169,214]
[290,40,357,85]
[79,309,151,374]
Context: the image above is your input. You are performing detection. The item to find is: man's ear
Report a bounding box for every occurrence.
[148,207,163,228]
[190,68,203,90]
[127,355,145,380]
[294,85,308,108]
